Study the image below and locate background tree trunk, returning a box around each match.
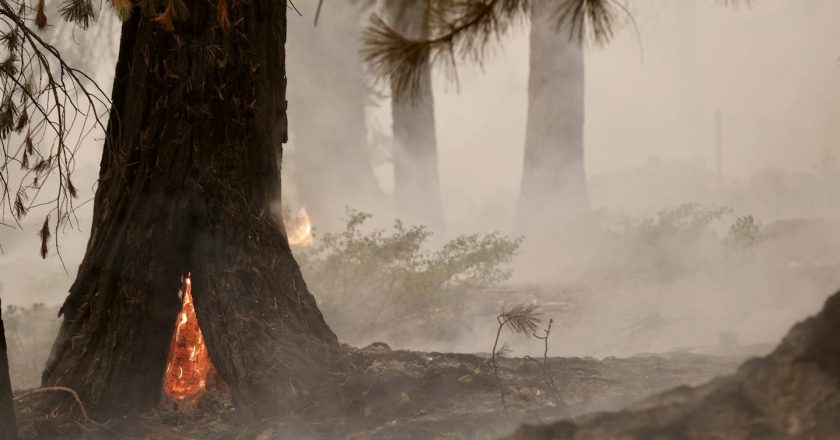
[40,0,337,421]
[388,0,446,235]
[0,300,16,440]
[287,2,385,233]
[516,7,588,236]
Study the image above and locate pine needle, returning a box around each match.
[111,0,133,22]
[40,215,51,259]
[500,303,542,336]
[35,0,47,29]
[217,0,231,32]
[58,0,96,29]
[495,341,512,359]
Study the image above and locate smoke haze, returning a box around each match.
[2,0,839,393]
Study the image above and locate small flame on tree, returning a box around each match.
[163,273,216,404]
[285,206,314,246]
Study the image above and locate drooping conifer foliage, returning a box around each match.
[0,0,242,259]
[0,0,109,259]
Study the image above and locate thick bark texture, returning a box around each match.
[0,300,16,440]
[41,0,337,421]
[287,3,385,233]
[516,8,588,235]
[388,0,446,235]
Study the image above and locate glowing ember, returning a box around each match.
[164,273,216,403]
[285,206,314,246]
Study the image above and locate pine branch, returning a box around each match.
[499,302,542,335]
[363,0,618,102]
[0,0,110,260]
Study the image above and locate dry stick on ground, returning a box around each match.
[491,303,542,414]
[13,386,90,423]
[531,318,563,406]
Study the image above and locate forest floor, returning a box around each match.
[15,343,748,440]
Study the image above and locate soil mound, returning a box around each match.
[507,290,840,439]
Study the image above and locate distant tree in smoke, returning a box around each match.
[384,0,446,236]
[363,0,618,240]
[287,0,386,233]
[516,1,588,236]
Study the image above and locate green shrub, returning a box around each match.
[297,209,522,331]
[593,204,763,280]
[725,215,762,250]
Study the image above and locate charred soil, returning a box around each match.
[14,345,741,439]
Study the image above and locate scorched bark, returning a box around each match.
[40,0,337,422]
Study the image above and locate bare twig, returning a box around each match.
[314,0,324,26]
[491,313,509,413]
[532,318,562,406]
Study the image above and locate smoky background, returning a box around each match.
[0,0,838,395]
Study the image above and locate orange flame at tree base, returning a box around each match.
[163,273,216,404]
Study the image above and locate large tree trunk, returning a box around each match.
[287,2,385,233]
[516,7,588,235]
[40,0,337,422]
[388,0,446,235]
[0,300,16,440]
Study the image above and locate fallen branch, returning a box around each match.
[14,386,90,423]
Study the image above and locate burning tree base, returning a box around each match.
[36,0,338,423]
[163,274,226,407]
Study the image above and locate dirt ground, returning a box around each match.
[14,343,745,440]
[505,290,840,439]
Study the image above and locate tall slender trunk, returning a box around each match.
[516,7,587,235]
[388,0,446,235]
[0,300,16,440]
[674,0,705,148]
[287,3,384,233]
[40,0,336,421]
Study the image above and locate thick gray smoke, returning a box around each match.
[1,0,839,395]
